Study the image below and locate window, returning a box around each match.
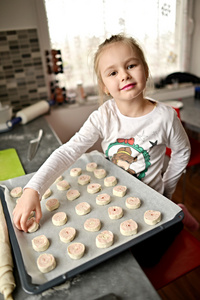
[44,0,192,90]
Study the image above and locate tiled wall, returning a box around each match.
[0,28,48,113]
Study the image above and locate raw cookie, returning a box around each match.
[94,168,107,179]
[10,187,23,198]
[84,218,101,232]
[87,183,101,194]
[125,197,141,209]
[52,212,67,226]
[86,162,97,172]
[59,227,76,243]
[120,219,138,236]
[54,175,63,183]
[32,235,50,252]
[66,189,80,201]
[104,176,117,187]
[78,174,91,185]
[108,206,123,219]
[144,210,161,225]
[67,243,85,259]
[75,202,91,215]
[46,198,60,211]
[70,167,82,177]
[37,253,56,273]
[96,193,111,206]
[96,230,114,248]
[27,217,39,233]
[56,180,70,191]
[42,188,52,199]
[113,185,127,197]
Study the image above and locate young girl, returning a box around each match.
[13,34,199,233]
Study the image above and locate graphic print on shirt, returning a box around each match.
[105,137,152,180]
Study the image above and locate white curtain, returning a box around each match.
[44,0,192,90]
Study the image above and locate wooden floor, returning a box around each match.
[157,165,200,300]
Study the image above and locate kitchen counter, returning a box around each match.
[0,116,161,300]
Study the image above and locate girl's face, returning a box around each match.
[99,42,148,104]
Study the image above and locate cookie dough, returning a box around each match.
[113,185,127,197]
[120,219,138,236]
[94,168,107,179]
[144,210,161,225]
[52,212,67,226]
[59,227,76,243]
[67,243,85,259]
[78,174,91,185]
[10,187,23,198]
[108,206,123,219]
[70,167,82,177]
[84,218,101,232]
[37,253,56,273]
[27,217,39,233]
[125,197,141,209]
[32,235,50,252]
[56,180,70,191]
[86,162,97,172]
[75,202,91,215]
[96,193,111,205]
[45,198,60,211]
[87,183,101,194]
[66,189,80,201]
[96,230,114,248]
[54,175,63,183]
[104,176,117,187]
[42,188,52,200]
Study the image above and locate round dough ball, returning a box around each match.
[94,168,107,179]
[96,193,111,206]
[70,167,82,177]
[86,162,97,172]
[75,202,91,215]
[10,187,23,198]
[96,230,114,248]
[52,212,67,226]
[104,176,117,187]
[32,235,50,252]
[56,180,70,191]
[67,243,85,259]
[42,188,52,200]
[66,189,80,201]
[108,206,123,220]
[54,175,63,183]
[113,185,127,197]
[87,183,101,194]
[144,210,161,225]
[46,198,60,211]
[37,253,56,273]
[59,227,76,243]
[26,217,39,233]
[120,219,138,236]
[84,218,101,232]
[125,197,141,209]
[78,174,91,185]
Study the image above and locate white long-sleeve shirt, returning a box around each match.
[25,98,191,199]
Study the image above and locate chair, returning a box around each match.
[141,228,200,290]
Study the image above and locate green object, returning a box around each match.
[0,148,25,181]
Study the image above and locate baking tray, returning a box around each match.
[0,151,184,294]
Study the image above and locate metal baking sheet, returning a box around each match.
[0,151,183,294]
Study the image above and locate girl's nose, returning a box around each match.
[121,70,131,81]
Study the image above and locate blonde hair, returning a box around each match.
[94,34,150,103]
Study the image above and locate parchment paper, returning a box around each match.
[1,151,181,286]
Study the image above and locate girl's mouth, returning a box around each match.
[121,83,136,90]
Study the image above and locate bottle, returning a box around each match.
[76,81,85,104]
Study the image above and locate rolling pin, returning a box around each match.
[7,100,50,129]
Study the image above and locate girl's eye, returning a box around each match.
[109,71,117,76]
[128,64,136,69]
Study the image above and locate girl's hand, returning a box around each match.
[12,188,42,232]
